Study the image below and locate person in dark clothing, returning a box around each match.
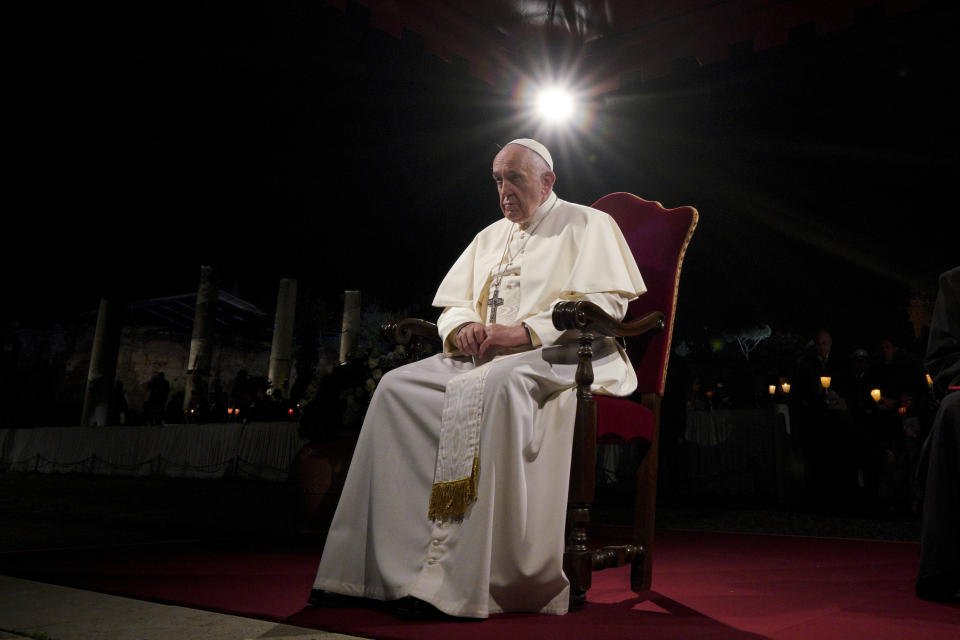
[109,380,128,425]
[792,329,857,506]
[916,265,960,602]
[865,337,929,514]
[144,371,170,426]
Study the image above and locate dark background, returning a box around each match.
[4,1,957,352]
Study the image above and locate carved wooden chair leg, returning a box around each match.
[565,504,592,611]
[564,330,597,611]
[629,545,648,593]
[631,393,660,593]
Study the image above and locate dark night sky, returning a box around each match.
[4,2,958,352]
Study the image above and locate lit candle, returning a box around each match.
[768,385,776,395]
[820,376,832,390]
[870,389,881,403]
[781,382,791,393]
[926,373,934,388]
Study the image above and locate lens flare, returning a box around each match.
[536,88,574,122]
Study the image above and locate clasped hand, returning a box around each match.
[456,322,529,359]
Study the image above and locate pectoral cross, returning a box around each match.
[487,287,504,324]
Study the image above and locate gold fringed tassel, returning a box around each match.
[428,456,479,521]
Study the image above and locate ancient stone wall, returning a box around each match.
[62,323,272,424]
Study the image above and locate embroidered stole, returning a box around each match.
[428,364,490,521]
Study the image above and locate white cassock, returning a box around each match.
[312,191,646,618]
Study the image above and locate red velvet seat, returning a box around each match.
[595,396,655,445]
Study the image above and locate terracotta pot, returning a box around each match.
[292,435,357,534]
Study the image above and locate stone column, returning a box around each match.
[268,278,298,399]
[339,290,361,364]
[183,265,217,413]
[80,298,121,427]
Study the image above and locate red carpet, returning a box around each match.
[2,529,956,639]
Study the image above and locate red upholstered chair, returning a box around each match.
[552,192,698,609]
[384,192,697,611]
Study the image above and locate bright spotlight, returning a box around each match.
[535,87,574,123]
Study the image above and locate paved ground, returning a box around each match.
[0,575,359,640]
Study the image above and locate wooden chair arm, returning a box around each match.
[552,300,664,337]
[381,318,442,363]
[381,318,440,346]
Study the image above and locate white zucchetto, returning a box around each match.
[505,138,553,171]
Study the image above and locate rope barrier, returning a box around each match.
[9,453,299,480]
[0,424,309,482]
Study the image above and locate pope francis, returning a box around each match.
[310,138,646,619]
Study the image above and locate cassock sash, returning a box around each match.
[428,363,490,521]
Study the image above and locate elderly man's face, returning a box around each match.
[880,339,897,363]
[492,144,555,223]
[815,331,832,358]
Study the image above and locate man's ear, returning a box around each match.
[541,170,556,194]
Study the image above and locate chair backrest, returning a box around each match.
[591,193,698,396]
